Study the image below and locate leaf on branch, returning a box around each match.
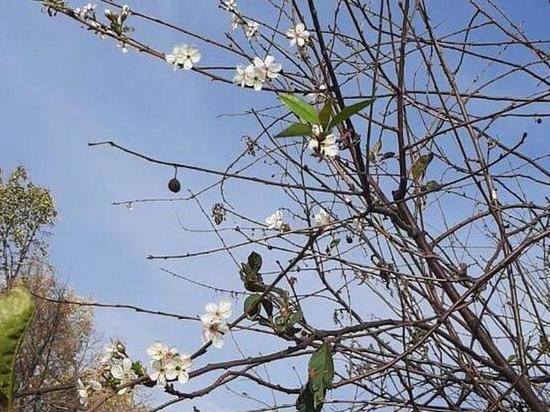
[276,123,312,138]
[244,294,263,319]
[422,180,442,192]
[329,98,374,129]
[296,384,322,412]
[411,153,434,181]
[0,286,35,409]
[247,251,262,273]
[306,342,334,410]
[319,100,333,129]
[279,94,320,125]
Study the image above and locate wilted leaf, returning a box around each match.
[329,98,374,129]
[276,123,312,138]
[279,94,320,124]
[411,153,434,181]
[0,286,35,408]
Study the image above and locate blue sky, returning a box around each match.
[1,0,548,410]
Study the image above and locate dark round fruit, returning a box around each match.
[346,235,353,244]
[536,117,542,124]
[168,177,181,193]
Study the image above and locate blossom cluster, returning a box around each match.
[76,300,233,404]
[74,3,96,20]
[265,207,332,232]
[233,56,282,91]
[200,300,232,348]
[147,342,192,386]
[77,340,136,406]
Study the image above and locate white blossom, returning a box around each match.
[74,3,96,20]
[254,55,282,79]
[201,300,232,325]
[245,21,259,39]
[233,64,248,87]
[314,207,331,227]
[110,357,136,394]
[165,44,201,70]
[231,14,241,30]
[309,134,339,158]
[221,0,237,11]
[77,379,90,406]
[101,340,125,364]
[166,354,192,384]
[265,209,285,231]
[233,56,282,91]
[147,341,170,361]
[286,23,311,48]
[148,343,192,386]
[77,378,102,406]
[202,320,230,349]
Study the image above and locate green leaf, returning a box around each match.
[244,294,262,319]
[287,309,303,327]
[261,298,274,319]
[412,153,434,181]
[296,384,322,412]
[329,98,374,129]
[276,123,313,138]
[279,94,320,124]
[247,251,263,273]
[0,286,35,408]
[319,100,333,129]
[423,180,442,192]
[372,139,382,156]
[307,342,334,409]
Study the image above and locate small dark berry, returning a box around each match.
[168,178,181,193]
[536,118,542,124]
[346,235,353,244]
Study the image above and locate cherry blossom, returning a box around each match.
[110,357,137,394]
[265,209,285,231]
[254,55,282,79]
[202,319,230,348]
[308,134,339,158]
[165,44,201,70]
[201,300,232,325]
[245,21,259,39]
[314,207,331,227]
[286,23,310,48]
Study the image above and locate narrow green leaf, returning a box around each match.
[329,98,374,129]
[412,153,434,181]
[319,100,333,129]
[0,286,35,408]
[276,123,312,138]
[279,94,320,124]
